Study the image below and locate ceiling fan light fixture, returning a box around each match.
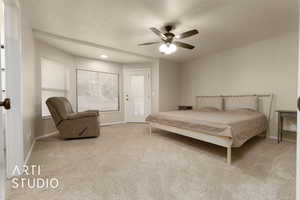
[159,43,167,53]
[100,54,108,59]
[159,43,177,54]
[139,25,198,53]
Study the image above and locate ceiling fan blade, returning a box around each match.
[174,41,195,49]
[150,27,167,40]
[176,29,199,39]
[138,42,161,46]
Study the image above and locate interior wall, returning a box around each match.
[180,32,298,137]
[21,1,38,159]
[75,57,124,124]
[159,59,181,111]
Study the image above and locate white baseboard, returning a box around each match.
[35,131,59,141]
[268,135,277,140]
[24,139,36,166]
[24,131,59,166]
[268,135,295,143]
[100,121,126,126]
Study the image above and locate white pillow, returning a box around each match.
[196,96,223,110]
[224,96,258,111]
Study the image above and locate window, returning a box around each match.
[77,69,119,112]
[41,58,68,117]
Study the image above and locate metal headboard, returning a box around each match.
[195,94,274,121]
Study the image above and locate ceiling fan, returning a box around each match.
[138,25,199,54]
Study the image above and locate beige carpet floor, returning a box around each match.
[7,123,296,200]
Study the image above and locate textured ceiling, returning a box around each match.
[24,0,298,63]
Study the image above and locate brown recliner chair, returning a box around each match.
[46,97,100,139]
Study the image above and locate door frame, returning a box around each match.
[123,68,151,123]
[0,1,5,199]
[3,0,24,179]
[297,4,300,197]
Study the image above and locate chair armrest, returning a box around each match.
[84,110,100,116]
[67,112,98,120]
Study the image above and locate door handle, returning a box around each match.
[298,97,300,111]
[0,98,11,110]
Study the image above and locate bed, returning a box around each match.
[146,94,273,164]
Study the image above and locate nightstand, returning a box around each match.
[276,110,297,143]
[178,106,193,110]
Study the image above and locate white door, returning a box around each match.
[124,68,151,122]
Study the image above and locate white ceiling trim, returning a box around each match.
[33,29,155,63]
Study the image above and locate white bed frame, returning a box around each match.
[148,94,273,165]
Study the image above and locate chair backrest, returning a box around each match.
[46,97,74,126]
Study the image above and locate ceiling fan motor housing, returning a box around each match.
[165,25,173,32]
[138,25,198,51]
[164,32,175,43]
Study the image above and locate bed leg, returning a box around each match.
[227,147,231,165]
[258,131,267,139]
[149,124,152,136]
[263,130,267,139]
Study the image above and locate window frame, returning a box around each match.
[76,68,120,113]
[41,57,69,118]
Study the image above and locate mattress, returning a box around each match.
[146,108,267,147]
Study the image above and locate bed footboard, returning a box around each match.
[148,122,233,164]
